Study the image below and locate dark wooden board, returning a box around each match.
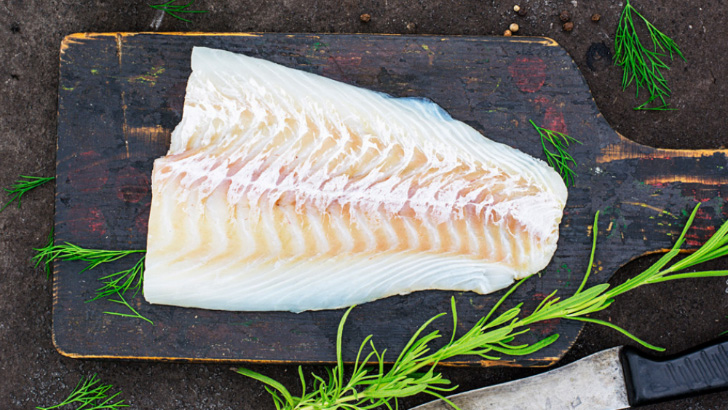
[55,33,728,366]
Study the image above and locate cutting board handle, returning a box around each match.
[596,134,728,256]
[598,134,728,187]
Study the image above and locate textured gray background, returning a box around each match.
[1,0,727,409]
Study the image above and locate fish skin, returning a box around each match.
[143,47,567,312]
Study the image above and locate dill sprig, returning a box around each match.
[614,0,685,110]
[104,292,154,325]
[1,175,54,213]
[90,256,146,301]
[32,242,145,275]
[36,228,56,278]
[237,204,728,409]
[33,241,152,324]
[149,0,208,23]
[530,119,582,186]
[36,373,128,410]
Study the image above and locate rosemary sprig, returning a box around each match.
[614,0,685,110]
[1,175,54,213]
[104,291,154,325]
[237,204,728,409]
[530,119,582,186]
[36,373,128,410]
[149,0,208,23]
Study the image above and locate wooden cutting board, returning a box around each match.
[54,33,728,366]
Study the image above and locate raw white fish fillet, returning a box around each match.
[143,46,568,312]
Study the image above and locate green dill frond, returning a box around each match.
[32,242,145,276]
[35,228,55,278]
[530,119,582,186]
[33,241,152,324]
[91,256,146,301]
[149,0,208,23]
[35,373,128,410]
[614,0,685,110]
[104,292,154,325]
[238,204,728,408]
[1,175,54,213]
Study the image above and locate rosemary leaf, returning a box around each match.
[236,368,295,405]
[569,317,664,351]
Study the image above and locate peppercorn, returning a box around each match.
[591,13,601,22]
[504,29,513,37]
[406,22,417,33]
[563,21,574,31]
[360,13,371,23]
[559,10,571,22]
[509,23,519,33]
[513,5,520,12]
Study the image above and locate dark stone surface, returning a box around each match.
[0,1,726,409]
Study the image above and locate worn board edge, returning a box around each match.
[61,31,561,45]
[49,338,573,368]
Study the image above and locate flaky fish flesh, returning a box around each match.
[143,47,568,312]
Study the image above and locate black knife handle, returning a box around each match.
[621,338,728,406]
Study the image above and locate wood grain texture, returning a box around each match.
[54,33,728,366]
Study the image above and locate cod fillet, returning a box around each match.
[143,46,568,312]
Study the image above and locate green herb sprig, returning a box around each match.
[149,0,208,23]
[35,228,56,278]
[33,242,145,276]
[36,373,128,410]
[91,256,146,301]
[1,175,54,213]
[530,119,582,186]
[238,204,728,409]
[104,291,154,325]
[33,241,151,324]
[614,0,685,110]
